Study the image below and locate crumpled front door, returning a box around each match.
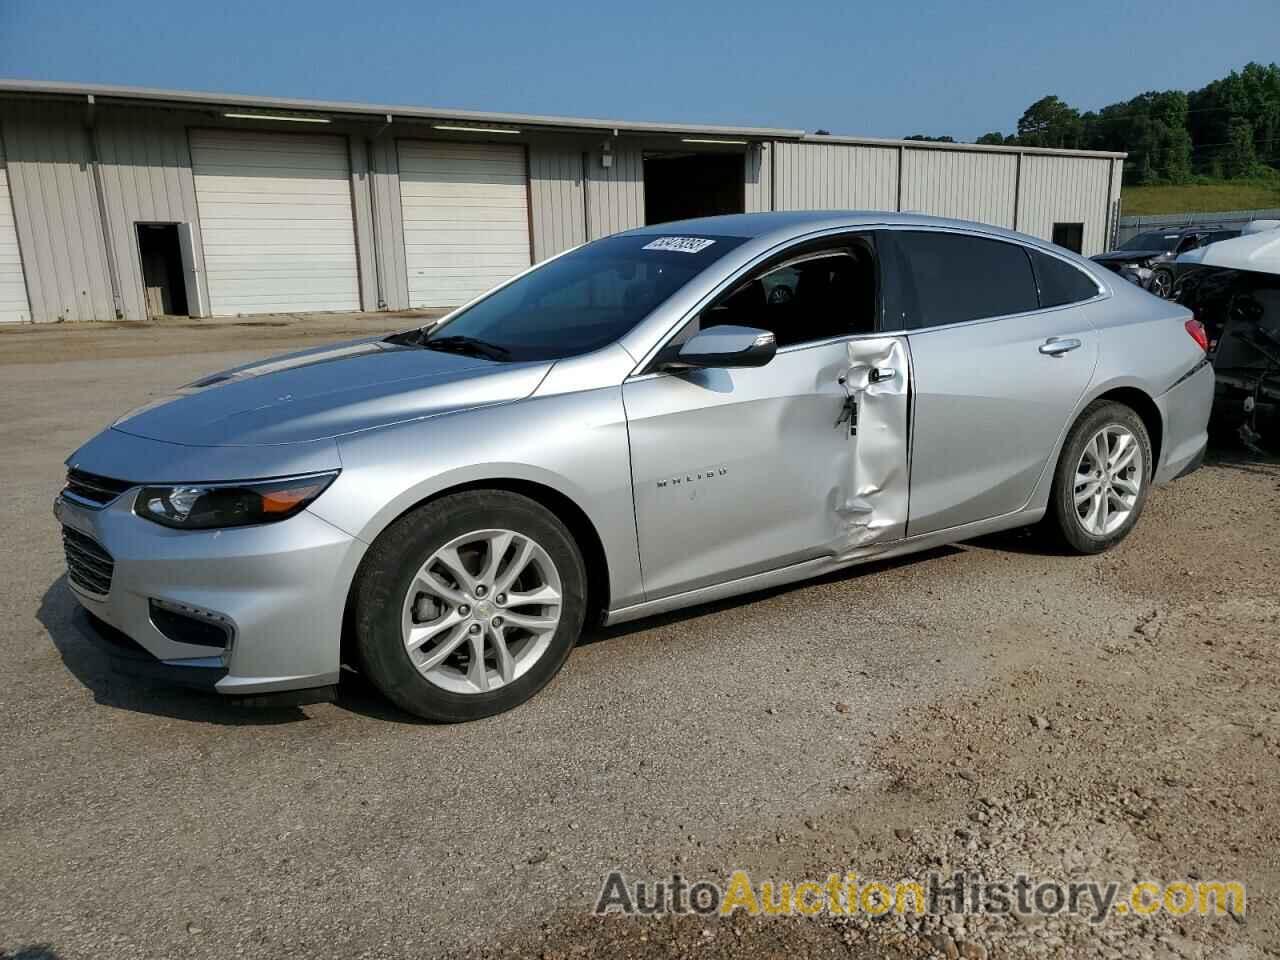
[830,336,911,556]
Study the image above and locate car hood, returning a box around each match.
[111,337,553,446]
[1092,249,1166,264]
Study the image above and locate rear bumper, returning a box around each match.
[55,488,364,697]
[1154,360,1214,484]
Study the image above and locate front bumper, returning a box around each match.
[54,488,364,697]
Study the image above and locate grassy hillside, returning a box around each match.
[1121,178,1280,216]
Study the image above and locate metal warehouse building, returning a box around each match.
[0,80,1126,325]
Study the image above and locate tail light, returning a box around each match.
[1185,318,1209,352]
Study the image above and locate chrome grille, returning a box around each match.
[64,469,133,507]
[62,526,115,597]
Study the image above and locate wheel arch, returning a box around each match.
[341,476,613,666]
[1092,385,1164,470]
[1023,380,1165,515]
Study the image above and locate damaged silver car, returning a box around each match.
[57,212,1214,721]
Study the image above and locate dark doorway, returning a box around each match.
[643,153,744,226]
[136,223,189,317]
[1052,222,1085,254]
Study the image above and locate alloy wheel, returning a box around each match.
[400,528,563,694]
[1149,270,1173,299]
[1073,425,1143,537]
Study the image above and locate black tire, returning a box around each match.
[1148,267,1174,299]
[353,490,587,722]
[1046,400,1153,554]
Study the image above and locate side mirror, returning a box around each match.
[663,325,777,370]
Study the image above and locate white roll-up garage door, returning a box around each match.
[0,147,31,324]
[398,141,531,308]
[190,130,360,315]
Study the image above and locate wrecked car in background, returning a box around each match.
[1175,222,1280,451]
[56,212,1213,722]
[1093,226,1241,298]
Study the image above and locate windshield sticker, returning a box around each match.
[642,237,717,254]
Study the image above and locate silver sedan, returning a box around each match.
[56,212,1214,720]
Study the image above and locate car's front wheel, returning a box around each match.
[1047,400,1153,554]
[1148,267,1174,299]
[353,490,587,721]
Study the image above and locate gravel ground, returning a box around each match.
[1,316,1277,960]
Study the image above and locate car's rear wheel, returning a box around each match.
[1047,400,1153,554]
[353,490,587,721]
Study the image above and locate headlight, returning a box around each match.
[135,471,338,529]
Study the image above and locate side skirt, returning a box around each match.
[602,506,1045,627]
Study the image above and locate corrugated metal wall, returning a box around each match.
[744,143,771,213]
[585,144,644,240]
[0,95,1124,320]
[901,148,1017,227]
[367,137,409,311]
[1018,154,1113,255]
[1,101,115,322]
[529,145,586,260]
[347,138,379,311]
[773,141,898,210]
[94,112,210,320]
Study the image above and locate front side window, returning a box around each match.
[1176,233,1205,254]
[696,236,880,348]
[889,231,1039,329]
[420,233,748,361]
[1029,249,1102,308]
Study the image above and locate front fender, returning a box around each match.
[309,388,645,610]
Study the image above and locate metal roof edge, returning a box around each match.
[0,78,805,139]
[798,132,1127,159]
[0,79,1128,158]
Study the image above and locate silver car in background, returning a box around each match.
[56,212,1214,720]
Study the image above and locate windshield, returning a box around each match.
[1120,231,1181,252]
[420,233,748,361]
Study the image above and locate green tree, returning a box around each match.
[1189,62,1280,175]
[1221,116,1258,178]
[1016,96,1083,149]
[987,62,1280,182]
[975,132,1006,145]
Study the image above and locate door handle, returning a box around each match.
[869,367,897,383]
[1039,337,1082,357]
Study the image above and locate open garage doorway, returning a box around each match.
[643,152,744,225]
[135,223,189,318]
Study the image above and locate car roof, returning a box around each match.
[619,210,1057,250]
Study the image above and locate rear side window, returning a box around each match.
[1029,249,1101,308]
[890,231,1039,328]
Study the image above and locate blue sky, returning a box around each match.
[2,0,1276,141]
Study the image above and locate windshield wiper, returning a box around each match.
[421,335,512,362]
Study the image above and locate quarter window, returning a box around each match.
[890,231,1040,329]
[1028,249,1101,308]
